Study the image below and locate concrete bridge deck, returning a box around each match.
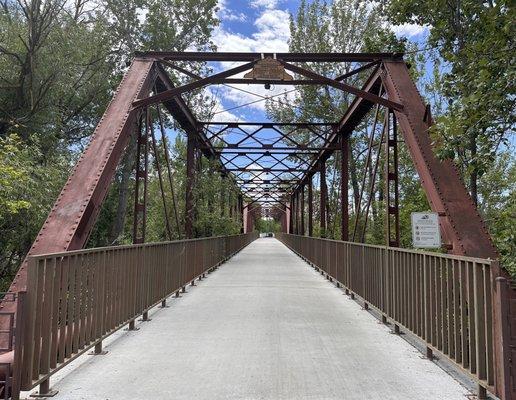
[26,238,471,399]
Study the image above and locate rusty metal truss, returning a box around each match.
[2,51,514,400]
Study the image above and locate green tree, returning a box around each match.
[0,134,68,288]
[256,218,280,233]
[0,0,221,286]
[0,0,114,148]
[378,0,515,205]
[477,151,516,274]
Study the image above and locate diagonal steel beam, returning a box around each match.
[133,61,257,108]
[1,58,158,354]
[155,65,216,160]
[280,61,402,111]
[335,61,380,81]
[381,61,498,259]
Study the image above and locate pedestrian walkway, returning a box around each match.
[30,238,469,400]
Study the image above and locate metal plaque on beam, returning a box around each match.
[411,212,441,249]
[244,58,293,81]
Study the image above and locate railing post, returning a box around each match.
[492,264,512,400]
[31,377,58,398]
[12,291,27,400]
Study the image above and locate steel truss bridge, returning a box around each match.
[0,52,514,400]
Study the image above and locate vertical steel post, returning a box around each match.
[294,190,299,235]
[149,117,172,240]
[132,111,149,244]
[295,190,300,234]
[300,185,305,235]
[292,193,295,234]
[283,204,288,233]
[129,112,149,333]
[385,110,400,247]
[320,162,327,237]
[238,194,244,233]
[289,196,294,234]
[295,193,299,235]
[185,132,196,239]
[308,175,313,236]
[220,175,225,217]
[341,135,349,241]
[286,203,291,233]
[245,206,249,233]
[229,191,233,219]
[493,271,513,400]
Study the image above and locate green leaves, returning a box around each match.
[0,133,69,288]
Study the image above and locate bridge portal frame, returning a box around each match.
[1,51,513,400]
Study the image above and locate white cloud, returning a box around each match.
[250,0,279,9]
[213,8,290,53]
[391,23,428,38]
[215,0,290,52]
[253,9,290,46]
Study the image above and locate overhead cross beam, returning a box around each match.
[136,51,404,62]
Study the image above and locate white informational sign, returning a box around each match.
[411,212,441,249]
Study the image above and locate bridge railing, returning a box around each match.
[277,233,499,397]
[12,232,258,397]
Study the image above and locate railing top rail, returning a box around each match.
[282,233,493,265]
[27,233,250,260]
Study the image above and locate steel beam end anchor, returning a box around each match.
[88,342,108,355]
[30,390,59,398]
[389,324,402,335]
[420,346,434,361]
[139,311,152,322]
[125,320,140,331]
[30,380,58,398]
